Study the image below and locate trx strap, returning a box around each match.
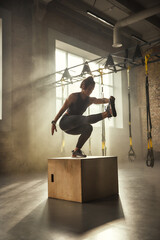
[127,66,136,161]
[145,55,154,167]
[99,68,107,156]
[60,78,65,153]
[88,107,92,155]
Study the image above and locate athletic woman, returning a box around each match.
[51,76,117,157]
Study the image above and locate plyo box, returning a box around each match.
[48,156,118,203]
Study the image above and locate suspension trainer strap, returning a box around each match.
[99,68,106,156]
[88,107,92,155]
[60,78,65,153]
[127,66,136,161]
[145,55,154,167]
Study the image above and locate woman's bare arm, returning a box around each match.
[89,97,109,105]
[53,93,76,123]
[51,93,76,135]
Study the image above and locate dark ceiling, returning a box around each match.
[83,0,160,43]
[46,0,160,49]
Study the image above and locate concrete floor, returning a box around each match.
[0,161,160,240]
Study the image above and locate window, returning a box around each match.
[55,44,122,129]
[0,19,2,120]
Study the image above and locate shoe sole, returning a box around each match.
[105,105,112,118]
[72,150,87,158]
[110,98,117,117]
[72,154,87,158]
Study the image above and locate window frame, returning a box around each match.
[55,47,117,128]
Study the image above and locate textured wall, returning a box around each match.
[130,59,160,162]
[0,0,55,173]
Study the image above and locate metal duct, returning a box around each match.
[113,4,160,47]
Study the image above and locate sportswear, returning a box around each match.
[67,92,89,115]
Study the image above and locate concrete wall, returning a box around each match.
[0,0,159,173]
[132,61,160,162]
[0,0,55,173]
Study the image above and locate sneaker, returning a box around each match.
[72,149,87,158]
[105,104,112,118]
[109,96,117,117]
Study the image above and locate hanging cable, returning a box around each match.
[88,107,92,156]
[145,55,154,167]
[127,66,136,161]
[93,0,97,7]
[60,77,65,153]
[98,68,107,156]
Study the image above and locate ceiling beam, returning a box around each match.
[114,0,160,29]
[48,0,143,44]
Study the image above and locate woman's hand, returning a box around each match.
[51,123,57,135]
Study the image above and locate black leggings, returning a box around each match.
[59,113,103,149]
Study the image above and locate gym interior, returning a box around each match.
[0,0,160,239]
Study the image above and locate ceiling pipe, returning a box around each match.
[113,4,160,47]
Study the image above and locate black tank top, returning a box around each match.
[67,92,89,115]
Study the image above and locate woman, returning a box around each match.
[51,76,117,157]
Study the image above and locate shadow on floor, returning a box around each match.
[9,195,124,239]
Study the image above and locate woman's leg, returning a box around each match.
[75,111,112,148]
[59,111,110,132]
[65,124,93,149]
[59,111,111,157]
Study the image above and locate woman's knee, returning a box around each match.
[84,124,93,134]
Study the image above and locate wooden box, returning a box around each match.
[48,156,118,203]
